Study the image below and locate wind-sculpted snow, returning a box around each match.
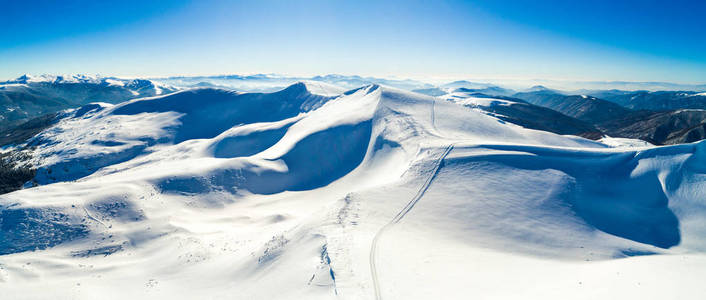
[1,82,706,299]
[155,120,373,195]
[112,83,333,142]
[210,117,299,159]
[0,206,89,255]
[241,121,373,194]
[29,105,181,184]
[27,82,338,184]
[443,144,685,249]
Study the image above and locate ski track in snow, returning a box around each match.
[369,143,454,300]
[370,95,452,300]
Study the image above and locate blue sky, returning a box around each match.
[1,0,705,83]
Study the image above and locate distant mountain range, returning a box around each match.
[0,75,175,132]
[152,74,435,92]
[511,89,706,144]
[2,73,706,147]
[441,90,603,139]
[512,91,631,124]
[587,90,706,110]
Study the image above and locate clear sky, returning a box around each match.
[1,0,705,83]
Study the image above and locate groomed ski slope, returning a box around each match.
[0,82,705,299]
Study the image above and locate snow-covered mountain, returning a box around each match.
[1,81,706,299]
[152,74,434,92]
[0,74,177,132]
[440,91,602,139]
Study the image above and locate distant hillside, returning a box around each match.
[512,91,632,124]
[0,75,176,130]
[411,87,448,97]
[588,90,706,111]
[512,89,706,145]
[600,110,706,145]
[442,92,603,139]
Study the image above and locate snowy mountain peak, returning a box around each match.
[1,74,174,92]
[296,80,347,96]
[4,74,101,84]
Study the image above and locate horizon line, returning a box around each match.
[3,72,706,89]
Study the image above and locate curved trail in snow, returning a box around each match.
[369,143,454,300]
[83,207,109,229]
[369,96,454,300]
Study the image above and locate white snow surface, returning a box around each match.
[440,92,516,107]
[599,136,654,148]
[1,82,706,299]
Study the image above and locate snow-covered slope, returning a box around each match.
[441,91,603,139]
[1,82,705,299]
